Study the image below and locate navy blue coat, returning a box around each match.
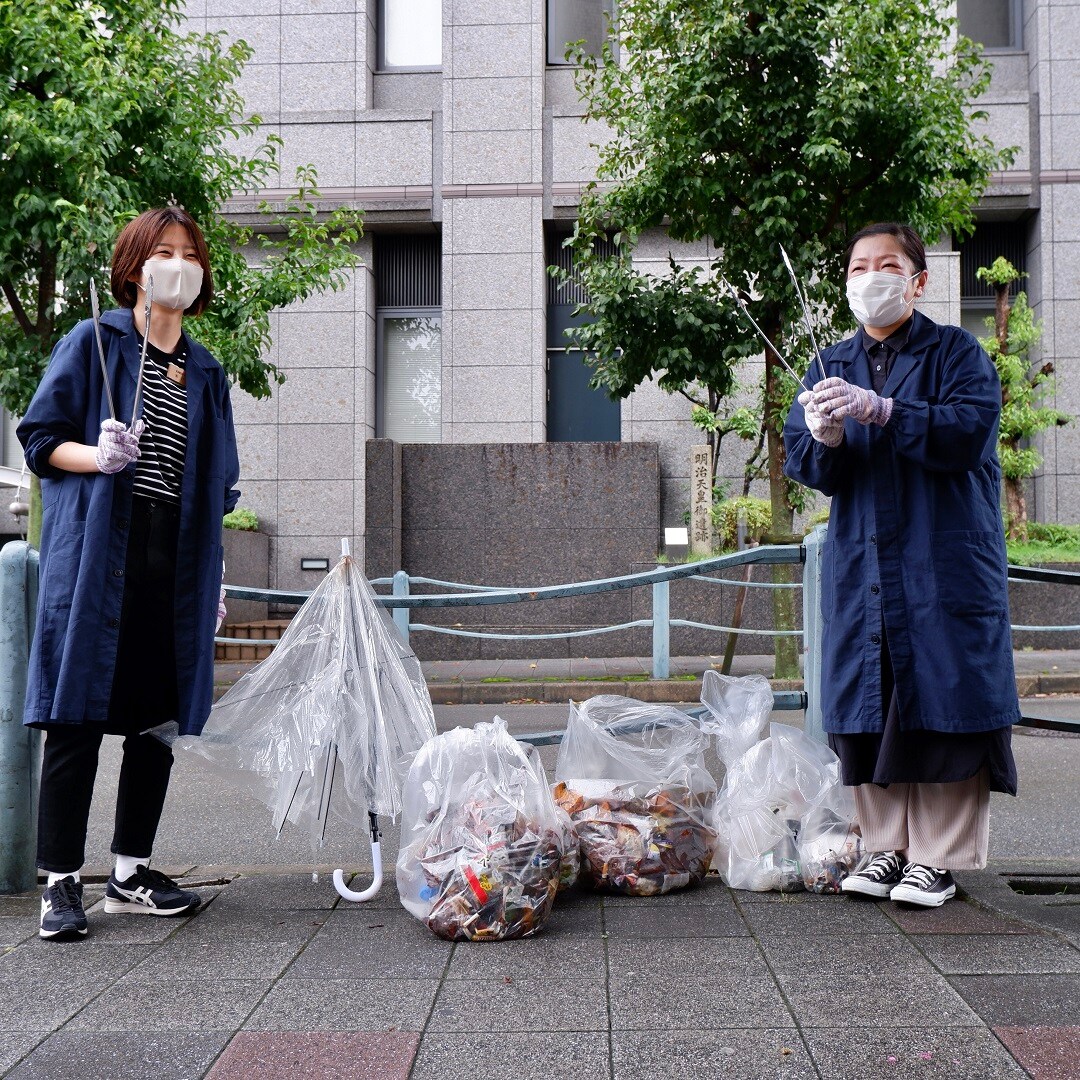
[783,310,1020,736]
[17,307,240,736]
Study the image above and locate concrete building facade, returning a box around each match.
[2,0,1077,591]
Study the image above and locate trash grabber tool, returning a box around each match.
[779,244,828,383]
[721,278,807,390]
[130,273,153,429]
[89,279,117,421]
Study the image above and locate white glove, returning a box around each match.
[813,377,893,427]
[798,391,844,448]
[95,419,141,474]
[216,586,227,633]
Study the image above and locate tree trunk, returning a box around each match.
[1004,473,1027,543]
[28,475,42,549]
[763,322,799,680]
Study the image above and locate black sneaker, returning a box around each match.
[841,850,905,898]
[40,876,88,941]
[104,866,200,916]
[890,863,957,907]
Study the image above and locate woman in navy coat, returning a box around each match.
[783,222,1019,908]
[18,207,240,939]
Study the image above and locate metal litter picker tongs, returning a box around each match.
[89,279,118,422]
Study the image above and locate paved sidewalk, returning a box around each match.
[2,871,1079,1079]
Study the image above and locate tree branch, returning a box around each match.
[1,280,35,335]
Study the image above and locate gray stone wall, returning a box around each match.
[365,440,662,658]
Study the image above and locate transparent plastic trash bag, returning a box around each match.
[396,718,566,941]
[154,553,436,841]
[553,696,717,896]
[705,669,859,892]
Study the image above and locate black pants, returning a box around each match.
[36,729,174,873]
[36,496,180,873]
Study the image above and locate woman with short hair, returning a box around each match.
[18,206,240,939]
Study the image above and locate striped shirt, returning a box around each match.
[132,335,188,503]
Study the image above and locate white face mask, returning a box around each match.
[846,271,919,328]
[140,257,203,311]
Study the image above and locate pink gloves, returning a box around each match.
[797,392,844,447]
[813,377,893,427]
[95,419,142,474]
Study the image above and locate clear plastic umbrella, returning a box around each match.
[162,540,436,901]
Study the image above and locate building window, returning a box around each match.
[547,0,613,66]
[954,220,1028,339]
[957,0,1021,50]
[376,234,442,443]
[545,231,621,441]
[378,0,442,71]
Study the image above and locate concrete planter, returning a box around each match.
[1008,562,1080,649]
[221,528,269,625]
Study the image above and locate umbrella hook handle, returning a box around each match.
[333,812,383,902]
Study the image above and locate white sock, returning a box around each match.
[47,870,80,887]
[114,854,150,881]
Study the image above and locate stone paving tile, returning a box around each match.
[606,938,770,980]
[5,1031,232,1080]
[774,971,980,1028]
[447,936,607,980]
[243,978,438,1032]
[285,919,452,979]
[950,974,1080,1026]
[0,918,35,948]
[412,1032,611,1080]
[0,974,106,1031]
[885,901,1034,935]
[916,933,1080,975]
[77,905,195,944]
[207,1031,419,1080]
[427,978,608,1032]
[611,1029,815,1080]
[0,897,37,919]
[759,933,929,975]
[802,1026,1028,1078]
[602,903,749,939]
[174,907,328,944]
[734,888,842,903]
[601,876,738,906]
[739,897,900,938]
[0,1031,47,1075]
[205,874,343,911]
[0,942,153,981]
[608,974,794,1031]
[127,937,306,981]
[994,1025,1080,1080]
[67,977,269,1033]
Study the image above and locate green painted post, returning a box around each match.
[0,542,41,893]
[652,578,670,680]
[802,524,827,743]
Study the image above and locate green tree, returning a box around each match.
[1,0,363,541]
[976,257,1071,543]
[565,0,1011,675]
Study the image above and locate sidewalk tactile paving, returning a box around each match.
[427,978,608,1033]
[611,1029,815,1080]
[801,1026,1028,1078]
[411,1032,610,1080]
[3,1032,232,1080]
[993,1025,1080,1080]
[950,974,1080,1027]
[207,1031,419,1080]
